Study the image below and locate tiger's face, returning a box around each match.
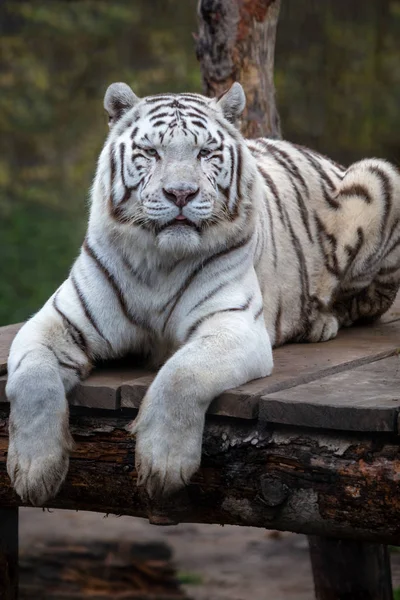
[98,82,255,256]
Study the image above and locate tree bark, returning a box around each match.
[196,0,282,139]
[2,406,400,544]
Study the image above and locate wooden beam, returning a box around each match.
[0,508,18,600]
[308,536,393,600]
[2,406,400,544]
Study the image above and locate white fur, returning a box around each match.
[7,84,400,504]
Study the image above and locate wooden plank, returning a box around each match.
[210,321,400,419]
[69,368,149,410]
[259,355,400,431]
[0,324,22,376]
[308,536,392,600]
[122,320,400,419]
[2,317,400,421]
[120,374,156,408]
[0,507,18,600]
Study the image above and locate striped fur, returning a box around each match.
[7,82,400,504]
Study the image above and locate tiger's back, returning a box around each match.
[247,137,400,346]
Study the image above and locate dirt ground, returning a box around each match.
[19,508,400,600]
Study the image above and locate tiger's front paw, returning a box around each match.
[7,420,73,506]
[127,404,203,498]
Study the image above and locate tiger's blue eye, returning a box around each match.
[146,148,159,157]
[199,148,211,158]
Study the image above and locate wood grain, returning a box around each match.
[260,355,400,431]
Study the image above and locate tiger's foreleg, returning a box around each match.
[129,310,273,498]
[6,294,92,506]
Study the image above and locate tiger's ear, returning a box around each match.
[216,82,246,125]
[104,82,140,128]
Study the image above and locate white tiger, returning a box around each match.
[6,82,400,505]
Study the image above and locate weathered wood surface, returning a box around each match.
[308,536,393,600]
[3,315,400,429]
[19,540,187,599]
[0,325,21,376]
[1,407,400,544]
[0,508,18,600]
[196,0,282,139]
[260,355,400,431]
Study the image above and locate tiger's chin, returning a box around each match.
[156,223,202,257]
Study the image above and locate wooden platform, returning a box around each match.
[2,296,400,430]
[2,300,400,599]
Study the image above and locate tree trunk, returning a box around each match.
[196,0,282,139]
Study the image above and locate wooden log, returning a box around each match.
[2,406,400,544]
[196,0,282,138]
[0,508,18,600]
[308,536,393,600]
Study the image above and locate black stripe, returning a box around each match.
[274,300,283,346]
[42,343,84,378]
[293,143,346,172]
[263,192,277,269]
[149,112,170,121]
[368,165,393,235]
[255,141,313,242]
[254,305,264,320]
[295,145,337,191]
[53,293,89,356]
[339,184,373,204]
[83,239,154,334]
[192,120,206,129]
[322,183,340,210]
[314,213,340,276]
[71,272,112,351]
[145,96,175,105]
[285,211,310,324]
[343,227,364,276]
[12,350,35,375]
[258,166,287,228]
[161,235,252,333]
[185,295,254,341]
[228,146,235,198]
[234,145,243,215]
[259,140,309,195]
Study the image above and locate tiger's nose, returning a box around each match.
[163,183,199,208]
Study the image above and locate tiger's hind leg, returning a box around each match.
[306,309,339,342]
[314,158,400,332]
[334,273,400,327]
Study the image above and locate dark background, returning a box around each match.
[1,0,400,325]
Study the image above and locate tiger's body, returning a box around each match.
[7,83,400,505]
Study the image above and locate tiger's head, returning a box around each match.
[93,82,258,257]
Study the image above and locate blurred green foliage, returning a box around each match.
[1,0,400,325]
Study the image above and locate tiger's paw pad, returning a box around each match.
[308,313,339,343]
[7,440,70,506]
[129,419,202,498]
